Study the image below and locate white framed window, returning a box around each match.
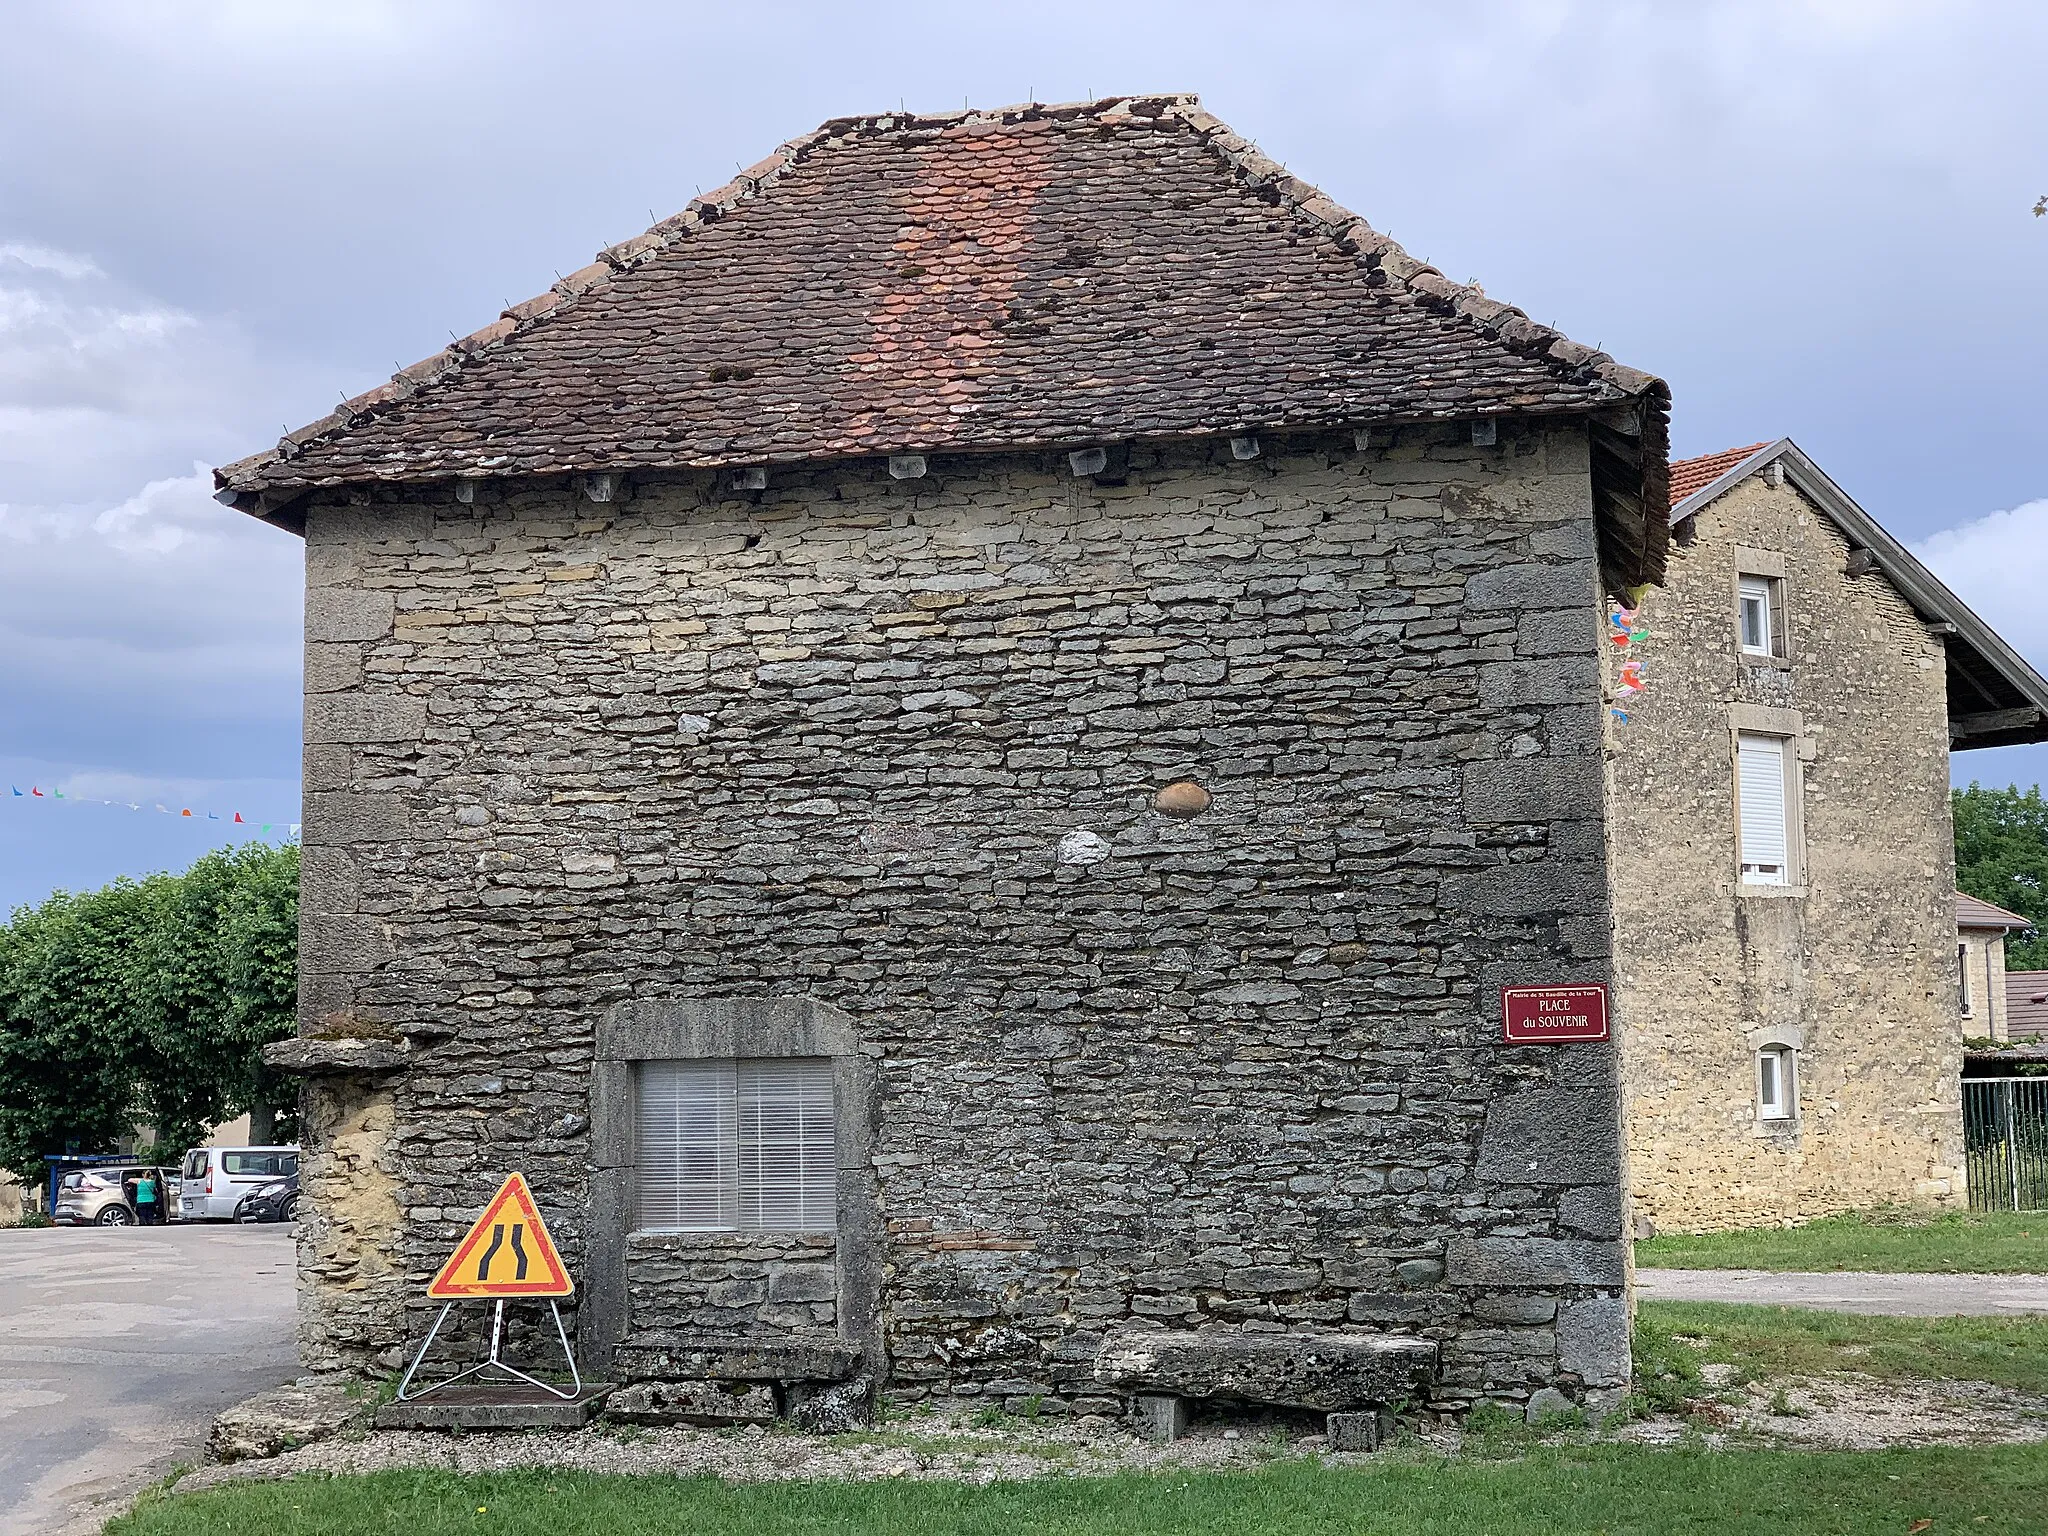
[1738,574,1786,658]
[1757,1045,1797,1121]
[1959,943,1973,1015]
[1736,733,1794,885]
[636,1058,837,1233]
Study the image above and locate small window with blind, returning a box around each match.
[1756,1045,1796,1121]
[1736,733,1795,885]
[1737,574,1786,659]
[636,1058,837,1233]
[1958,944,1973,1015]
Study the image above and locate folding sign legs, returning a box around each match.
[395,1298,583,1402]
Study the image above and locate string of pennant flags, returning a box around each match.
[10,785,298,838]
[1608,600,1649,724]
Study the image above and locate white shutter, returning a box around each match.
[635,1058,836,1233]
[1737,734,1789,881]
[637,1061,738,1231]
[735,1059,837,1232]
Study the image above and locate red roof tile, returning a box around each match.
[217,96,1667,517]
[1669,443,1770,507]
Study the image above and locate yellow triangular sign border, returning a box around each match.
[426,1172,573,1299]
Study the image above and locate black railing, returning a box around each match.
[1964,1077,2048,1211]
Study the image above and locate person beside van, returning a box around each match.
[134,1170,161,1226]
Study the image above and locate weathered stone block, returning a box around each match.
[301,792,409,846]
[304,694,427,745]
[767,1263,837,1303]
[1556,1295,1630,1387]
[1325,1409,1390,1451]
[1474,1089,1622,1187]
[1463,563,1593,612]
[1135,1393,1188,1442]
[306,586,394,643]
[1463,759,1602,825]
[1444,1237,1625,1289]
[604,1379,777,1426]
[1094,1329,1436,1411]
[1557,1185,1624,1237]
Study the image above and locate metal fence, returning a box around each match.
[1964,1077,2048,1211]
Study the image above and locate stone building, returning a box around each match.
[1956,894,2030,1042]
[220,96,1675,1425]
[1611,439,2048,1234]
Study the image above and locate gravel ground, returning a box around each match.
[164,1375,2048,1502]
[1618,1371,2048,1452]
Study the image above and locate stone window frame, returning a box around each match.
[1731,547,1791,669]
[1743,1022,1804,1134]
[581,997,882,1382]
[1728,703,1812,898]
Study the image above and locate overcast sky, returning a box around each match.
[2,0,2045,912]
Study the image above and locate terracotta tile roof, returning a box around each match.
[2005,970,2048,1040]
[216,95,1669,547]
[1668,443,1770,507]
[1957,893,2034,931]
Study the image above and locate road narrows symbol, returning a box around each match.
[426,1174,572,1299]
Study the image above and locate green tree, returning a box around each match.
[0,843,300,1183]
[1953,783,2048,971]
[0,878,163,1181]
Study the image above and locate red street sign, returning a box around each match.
[1501,984,1609,1044]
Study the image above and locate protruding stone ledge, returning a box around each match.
[1093,1329,1437,1412]
[611,1332,860,1384]
[263,1036,408,1076]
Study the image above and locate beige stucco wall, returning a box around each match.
[1958,926,2010,1042]
[1609,472,1965,1233]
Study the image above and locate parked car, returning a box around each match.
[234,1171,300,1223]
[53,1165,177,1226]
[179,1146,300,1221]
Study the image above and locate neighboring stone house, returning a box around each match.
[219,96,1675,1425]
[1611,439,2048,1234]
[1957,894,2030,1041]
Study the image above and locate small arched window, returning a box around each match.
[1757,1045,1797,1122]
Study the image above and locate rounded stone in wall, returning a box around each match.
[1151,780,1212,819]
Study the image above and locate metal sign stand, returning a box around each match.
[395,1297,582,1402]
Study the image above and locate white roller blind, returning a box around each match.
[636,1058,836,1232]
[1737,734,1789,881]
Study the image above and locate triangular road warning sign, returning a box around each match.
[427,1173,573,1299]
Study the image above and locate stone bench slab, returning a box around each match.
[613,1333,859,1385]
[1094,1329,1437,1412]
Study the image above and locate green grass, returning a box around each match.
[111,1448,2048,1535]
[1636,1208,2048,1273]
[1638,1299,2048,1396]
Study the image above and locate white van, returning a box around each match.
[179,1146,299,1221]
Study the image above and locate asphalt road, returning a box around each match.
[0,1222,298,1536]
[1636,1267,2048,1315]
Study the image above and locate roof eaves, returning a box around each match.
[213,110,850,499]
[217,93,1671,586]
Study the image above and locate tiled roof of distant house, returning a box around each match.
[1668,443,1769,505]
[2005,971,2048,1040]
[1958,893,2034,930]
[215,96,1671,587]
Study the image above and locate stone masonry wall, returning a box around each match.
[294,422,1632,1413]
[1958,925,2009,1042]
[1610,474,1964,1233]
